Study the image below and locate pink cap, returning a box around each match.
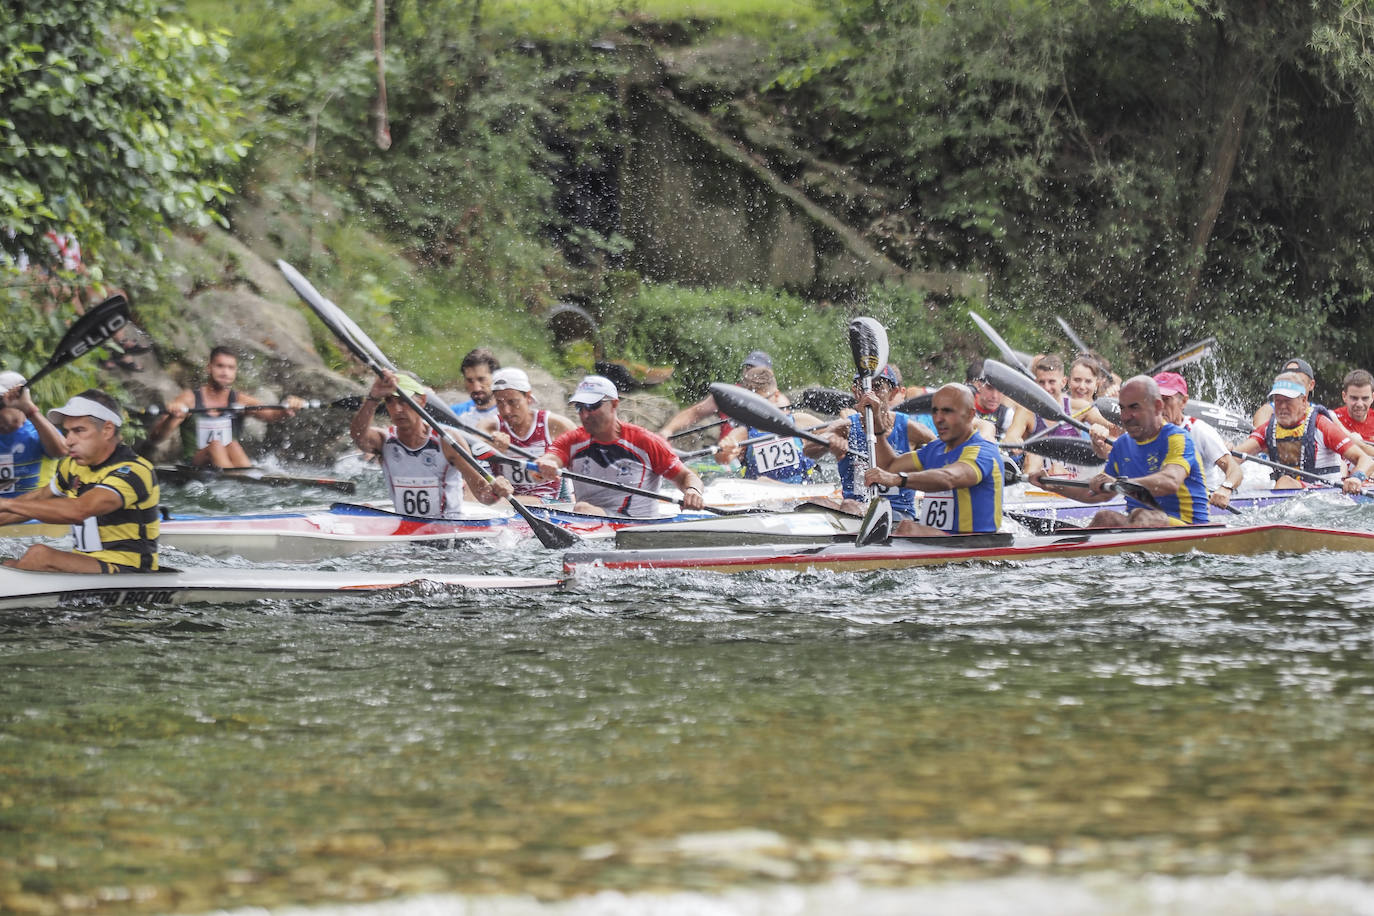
[1153,371,1188,398]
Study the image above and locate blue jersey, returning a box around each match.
[1104,422,1210,524]
[838,410,917,517]
[0,421,47,497]
[742,426,818,484]
[910,432,1003,533]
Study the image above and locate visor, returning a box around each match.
[394,374,426,396]
[48,395,123,428]
[1268,378,1307,399]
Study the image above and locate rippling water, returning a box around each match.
[4,466,1374,915]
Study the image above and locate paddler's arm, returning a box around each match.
[1338,441,1374,494]
[714,425,748,465]
[348,379,392,455]
[802,417,850,461]
[148,388,195,444]
[1210,454,1244,509]
[865,454,979,492]
[668,466,706,510]
[658,395,718,437]
[0,485,123,525]
[1118,463,1187,500]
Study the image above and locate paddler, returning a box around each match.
[1233,371,1374,492]
[659,350,789,440]
[965,359,1015,441]
[149,346,308,468]
[0,371,67,497]
[0,389,160,572]
[1151,371,1244,509]
[450,347,501,423]
[1001,353,1114,479]
[803,365,936,521]
[482,367,576,503]
[1030,375,1210,527]
[349,370,512,518]
[1333,369,1374,456]
[861,383,1003,536]
[535,375,706,516]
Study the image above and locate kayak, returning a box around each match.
[1006,486,1373,525]
[614,507,860,549]
[564,523,1374,574]
[0,566,561,610]
[155,464,357,495]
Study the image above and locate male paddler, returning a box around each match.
[535,375,706,517]
[349,370,512,518]
[0,389,160,572]
[659,350,789,440]
[1233,371,1374,491]
[149,346,308,468]
[1030,375,1210,527]
[483,367,576,503]
[0,371,67,497]
[861,383,1002,537]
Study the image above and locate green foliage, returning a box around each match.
[0,0,246,275]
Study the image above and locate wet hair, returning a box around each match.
[460,348,500,373]
[209,346,237,363]
[1033,354,1064,374]
[1343,368,1374,391]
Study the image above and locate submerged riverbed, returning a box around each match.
[3,468,1374,915]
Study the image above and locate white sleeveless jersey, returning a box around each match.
[496,409,561,500]
[380,426,465,518]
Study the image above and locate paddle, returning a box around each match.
[1040,475,1165,513]
[1055,316,1092,355]
[418,393,760,518]
[675,422,832,462]
[1000,436,1102,466]
[708,382,834,448]
[1145,336,1217,376]
[1227,450,1343,488]
[982,358,1093,434]
[793,386,855,414]
[969,310,1034,378]
[276,259,579,549]
[23,294,132,388]
[849,316,892,546]
[666,416,729,441]
[894,391,934,415]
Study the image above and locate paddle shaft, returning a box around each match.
[1228,449,1341,487]
[1040,475,1165,512]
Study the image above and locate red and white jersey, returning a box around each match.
[495,409,560,501]
[549,421,686,517]
[1335,405,1374,441]
[380,426,465,518]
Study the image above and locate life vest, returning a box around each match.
[1263,405,1342,477]
[53,444,160,570]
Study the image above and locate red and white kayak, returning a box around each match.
[565,523,1374,574]
[0,566,561,610]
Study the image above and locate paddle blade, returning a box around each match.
[894,391,934,415]
[28,294,132,387]
[1008,436,1102,467]
[793,386,855,414]
[1145,336,1217,376]
[1094,396,1121,425]
[1055,316,1091,354]
[855,495,892,547]
[982,358,1089,433]
[709,382,830,447]
[277,260,397,372]
[969,310,1034,378]
[847,317,888,381]
[1184,399,1250,436]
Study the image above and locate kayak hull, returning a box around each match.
[0,567,561,610]
[566,524,1374,574]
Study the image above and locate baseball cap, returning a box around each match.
[491,367,532,393]
[1153,371,1188,398]
[48,395,123,428]
[876,363,902,387]
[568,374,618,405]
[741,350,772,370]
[1268,376,1308,399]
[1280,357,1314,381]
[0,371,25,396]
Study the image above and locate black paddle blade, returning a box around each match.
[847,317,887,378]
[793,386,855,414]
[29,294,132,387]
[1004,436,1102,466]
[855,495,892,547]
[894,392,934,415]
[709,383,830,447]
[1094,396,1121,424]
[1184,399,1250,436]
[982,358,1090,433]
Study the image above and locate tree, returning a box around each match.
[0,0,246,282]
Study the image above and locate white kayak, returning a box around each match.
[0,566,562,610]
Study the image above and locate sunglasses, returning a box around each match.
[575,400,608,413]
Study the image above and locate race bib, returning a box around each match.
[920,490,955,531]
[196,415,234,449]
[392,477,440,517]
[0,454,13,494]
[71,516,102,553]
[752,438,801,474]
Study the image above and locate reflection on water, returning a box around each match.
[3,474,1374,914]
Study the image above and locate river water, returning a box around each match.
[4,464,1374,916]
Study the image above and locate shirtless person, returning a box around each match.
[149,347,306,467]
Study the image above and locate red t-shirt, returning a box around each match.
[550,421,687,516]
[1334,405,1374,441]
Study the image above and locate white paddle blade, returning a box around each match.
[856,495,892,547]
[847,317,888,379]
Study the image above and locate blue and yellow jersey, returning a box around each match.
[910,432,1003,533]
[1104,422,1210,525]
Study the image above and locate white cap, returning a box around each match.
[0,371,26,396]
[48,395,123,428]
[491,367,533,393]
[568,374,618,405]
